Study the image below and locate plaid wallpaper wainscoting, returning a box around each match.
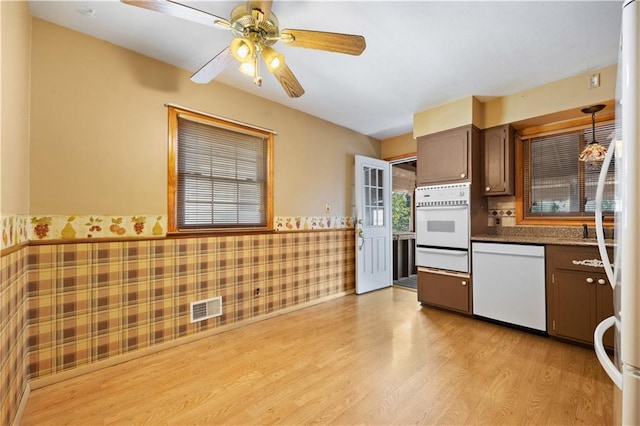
[1,230,354,424]
[0,246,30,426]
[25,230,355,383]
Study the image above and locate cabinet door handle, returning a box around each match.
[598,278,607,285]
[460,173,466,178]
[461,280,467,286]
[485,187,491,192]
[586,277,594,284]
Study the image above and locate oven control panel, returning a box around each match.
[415,183,470,207]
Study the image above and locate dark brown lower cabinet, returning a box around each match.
[546,245,614,348]
[417,269,471,314]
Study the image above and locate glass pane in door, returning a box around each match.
[363,165,385,227]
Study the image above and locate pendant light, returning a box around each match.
[578,104,607,170]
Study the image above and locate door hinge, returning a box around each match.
[552,320,556,330]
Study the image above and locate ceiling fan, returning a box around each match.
[121,0,367,98]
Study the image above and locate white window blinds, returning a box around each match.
[176,116,268,229]
[524,122,615,216]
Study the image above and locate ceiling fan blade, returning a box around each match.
[273,63,305,98]
[280,29,366,56]
[247,0,272,22]
[190,47,234,84]
[120,0,230,29]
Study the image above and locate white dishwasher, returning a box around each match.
[471,242,546,331]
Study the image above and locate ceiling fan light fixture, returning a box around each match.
[238,61,255,76]
[261,46,284,72]
[230,37,256,62]
[121,0,365,98]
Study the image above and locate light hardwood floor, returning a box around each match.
[21,287,613,425]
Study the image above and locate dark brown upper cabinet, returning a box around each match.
[417,125,479,186]
[481,124,515,196]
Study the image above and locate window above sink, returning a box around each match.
[516,114,616,226]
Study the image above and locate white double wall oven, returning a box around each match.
[415,183,471,273]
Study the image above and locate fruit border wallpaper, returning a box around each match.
[274,216,353,232]
[0,214,354,250]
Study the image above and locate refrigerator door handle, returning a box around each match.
[594,315,623,389]
[594,139,617,287]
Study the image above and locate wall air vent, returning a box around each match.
[190,296,222,323]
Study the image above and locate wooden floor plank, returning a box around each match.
[22,288,614,425]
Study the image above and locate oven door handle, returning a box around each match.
[416,205,468,210]
[416,247,468,256]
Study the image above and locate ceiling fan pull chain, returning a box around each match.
[253,55,262,87]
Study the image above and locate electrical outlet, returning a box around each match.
[325,203,331,214]
[495,217,501,226]
[588,73,600,89]
[255,288,261,296]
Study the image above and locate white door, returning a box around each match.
[354,155,392,294]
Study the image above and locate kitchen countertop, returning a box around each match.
[393,232,415,240]
[471,234,615,247]
[472,225,615,247]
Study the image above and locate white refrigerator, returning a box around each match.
[594,0,640,424]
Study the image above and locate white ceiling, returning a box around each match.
[28,0,623,140]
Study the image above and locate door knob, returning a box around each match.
[598,278,607,285]
[485,187,491,192]
[461,280,467,286]
[586,277,594,284]
[356,228,365,251]
[460,173,466,178]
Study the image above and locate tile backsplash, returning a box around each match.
[487,196,517,227]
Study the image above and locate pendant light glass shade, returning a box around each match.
[578,104,607,170]
[578,141,608,162]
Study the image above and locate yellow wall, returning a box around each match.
[409,65,617,140]
[1,0,31,215]
[483,65,616,128]
[413,96,477,138]
[29,19,379,218]
[381,132,415,160]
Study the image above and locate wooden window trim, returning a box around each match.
[167,106,274,234]
[516,115,615,226]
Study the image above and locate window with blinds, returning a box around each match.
[523,122,615,219]
[168,107,273,232]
